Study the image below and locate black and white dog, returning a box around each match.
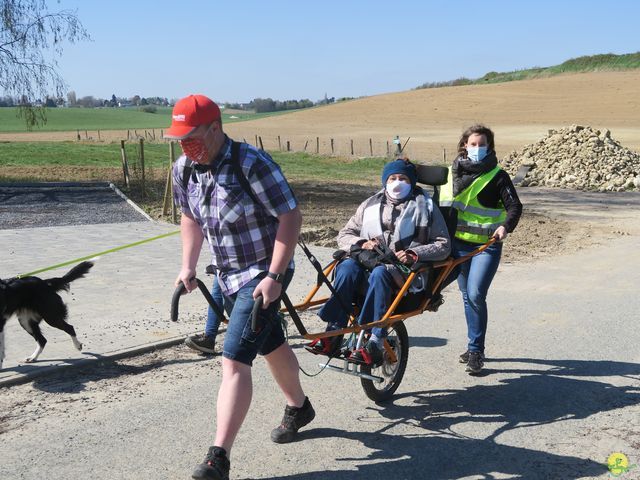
[0,261,93,369]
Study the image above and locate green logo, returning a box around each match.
[606,453,637,477]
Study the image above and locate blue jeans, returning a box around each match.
[318,258,395,338]
[221,270,294,366]
[204,275,224,339]
[453,239,502,354]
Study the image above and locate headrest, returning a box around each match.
[415,164,449,186]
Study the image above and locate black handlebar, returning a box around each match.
[170,277,226,322]
[251,295,263,333]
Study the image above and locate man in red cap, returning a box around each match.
[166,94,314,480]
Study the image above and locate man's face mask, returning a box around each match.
[180,137,209,163]
[466,146,489,163]
[386,179,412,200]
[180,124,215,163]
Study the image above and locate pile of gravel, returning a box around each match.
[501,125,640,192]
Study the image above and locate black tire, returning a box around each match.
[360,321,409,402]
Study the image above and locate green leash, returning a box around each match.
[17,230,180,278]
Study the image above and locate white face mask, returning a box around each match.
[386,179,412,200]
[466,146,488,163]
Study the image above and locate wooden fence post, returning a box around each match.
[286,140,290,152]
[277,135,282,150]
[76,129,81,141]
[255,134,258,146]
[85,130,88,139]
[350,139,354,156]
[258,136,264,150]
[442,148,446,163]
[120,140,130,188]
[127,130,131,140]
[163,141,175,216]
[170,142,177,223]
[369,138,373,156]
[316,137,319,154]
[386,141,390,156]
[139,138,145,200]
[303,140,308,151]
[330,138,334,154]
[97,130,101,141]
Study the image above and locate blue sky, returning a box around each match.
[53,0,639,103]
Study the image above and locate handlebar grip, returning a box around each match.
[251,295,264,332]
[170,282,187,322]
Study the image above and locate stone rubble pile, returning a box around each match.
[501,125,640,192]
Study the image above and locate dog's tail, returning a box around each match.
[47,261,94,292]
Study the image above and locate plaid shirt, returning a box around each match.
[173,136,297,295]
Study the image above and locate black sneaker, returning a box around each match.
[192,446,230,480]
[459,350,485,364]
[271,396,315,444]
[185,334,216,354]
[349,341,384,367]
[465,351,484,374]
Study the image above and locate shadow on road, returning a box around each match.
[276,357,639,479]
[30,353,210,393]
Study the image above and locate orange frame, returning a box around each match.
[284,239,497,342]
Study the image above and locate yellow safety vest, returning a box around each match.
[439,166,507,244]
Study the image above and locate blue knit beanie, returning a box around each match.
[381,159,417,187]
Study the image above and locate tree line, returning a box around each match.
[0,92,173,110]
[224,94,356,113]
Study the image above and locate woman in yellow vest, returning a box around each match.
[440,125,522,374]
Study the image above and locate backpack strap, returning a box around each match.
[181,159,194,190]
[231,141,261,206]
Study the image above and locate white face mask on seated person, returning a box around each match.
[386,175,412,200]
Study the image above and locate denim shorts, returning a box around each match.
[221,269,294,366]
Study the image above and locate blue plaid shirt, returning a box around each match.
[173,137,297,295]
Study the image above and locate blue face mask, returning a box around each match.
[466,146,488,163]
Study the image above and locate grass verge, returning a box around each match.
[0,142,386,220]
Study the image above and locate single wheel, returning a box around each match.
[360,321,409,402]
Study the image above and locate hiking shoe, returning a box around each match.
[349,341,384,367]
[465,351,484,375]
[185,334,216,354]
[271,396,315,444]
[459,350,485,364]
[192,446,230,480]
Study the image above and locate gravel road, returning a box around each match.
[0,183,149,229]
[1,187,639,479]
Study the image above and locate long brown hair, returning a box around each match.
[457,124,495,157]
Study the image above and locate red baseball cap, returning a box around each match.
[164,94,221,140]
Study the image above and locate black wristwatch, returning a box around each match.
[267,271,284,283]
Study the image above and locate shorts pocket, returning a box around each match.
[240,309,273,346]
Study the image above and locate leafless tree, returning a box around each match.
[0,0,89,128]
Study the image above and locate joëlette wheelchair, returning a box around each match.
[171,165,495,402]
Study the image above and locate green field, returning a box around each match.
[0,106,298,133]
[0,141,386,184]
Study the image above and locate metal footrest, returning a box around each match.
[319,360,384,383]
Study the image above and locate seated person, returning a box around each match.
[311,159,451,365]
